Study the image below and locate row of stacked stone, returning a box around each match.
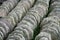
[0,0,35,40]
[35,0,60,40]
[0,0,20,17]
[6,0,50,40]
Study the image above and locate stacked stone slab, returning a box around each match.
[35,0,60,40]
[0,0,35,40]
[0,0,20,17]
[6,0,50,40]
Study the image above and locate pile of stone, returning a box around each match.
[0,0,60,40]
